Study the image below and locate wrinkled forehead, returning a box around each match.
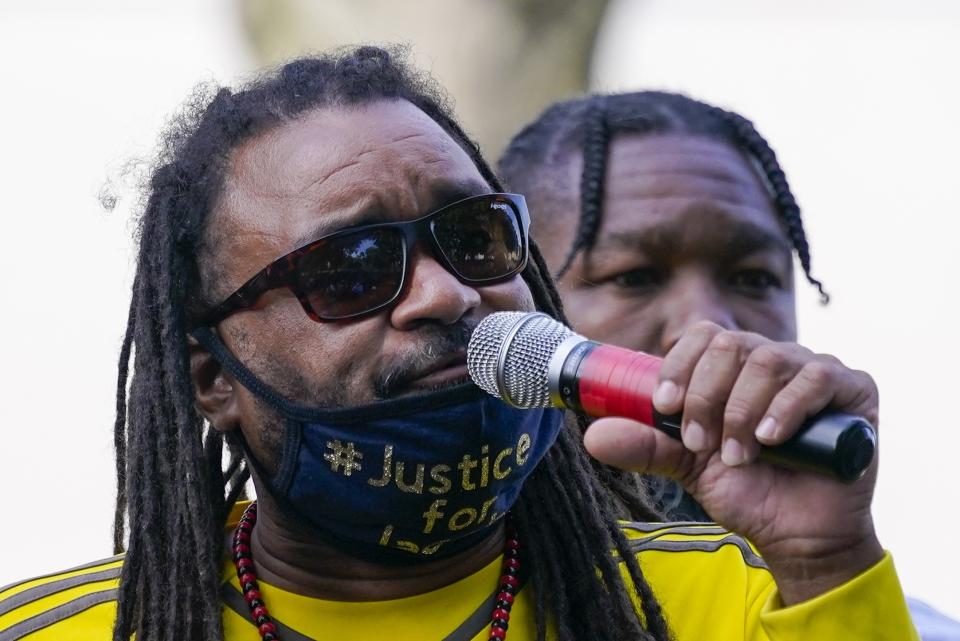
[219,99,484,228]
[606,133,774,202]
[600,133,788,251]
[525,132,790,266]
[200,99,489,298]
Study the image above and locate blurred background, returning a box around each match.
[1,0,957,618]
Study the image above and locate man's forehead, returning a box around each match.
[605,134,773,205]
[224,100,473,200]
[598,133,790,253]
[220,101,482,225]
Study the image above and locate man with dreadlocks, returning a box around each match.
[1,49,917,641]
[500,90,949,639]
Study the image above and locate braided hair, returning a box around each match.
[499,91,829,301]
[113,46,670,641]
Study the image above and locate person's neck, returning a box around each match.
[245,493,505,601]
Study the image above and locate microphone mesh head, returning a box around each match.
[467,311,576,408]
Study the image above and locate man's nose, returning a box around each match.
[658,279,738,355]
[389,249,481,330]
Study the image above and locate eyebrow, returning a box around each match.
[289,178,489,249]
[598,218,793,260]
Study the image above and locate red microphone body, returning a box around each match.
[558,342,663,429]
[547,336,876,482]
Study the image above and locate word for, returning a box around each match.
[378,494,506,555]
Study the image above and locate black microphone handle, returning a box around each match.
[652,410,877,482]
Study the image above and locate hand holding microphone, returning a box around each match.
[469,311,885,605]
[467,311,876,481]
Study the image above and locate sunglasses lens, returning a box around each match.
[296,228,404,319]
[432,197,524,281]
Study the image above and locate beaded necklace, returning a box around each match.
[232,502,521,640]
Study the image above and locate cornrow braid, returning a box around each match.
[707,105,829,302]
[113,46,671,641]
[556,97,610,278]
[499,90,829,301]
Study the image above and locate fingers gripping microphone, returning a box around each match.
[467,312,876,482]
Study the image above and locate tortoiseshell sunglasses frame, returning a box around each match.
[202,192,530,325]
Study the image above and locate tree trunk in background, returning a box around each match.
[237,0,610,157]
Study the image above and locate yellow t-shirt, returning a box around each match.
[0,506,919,641]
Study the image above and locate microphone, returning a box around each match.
[467,311,876,482]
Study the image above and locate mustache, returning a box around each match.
[374,320,476,399]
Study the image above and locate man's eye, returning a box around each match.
[610,268,663,290]
[729,269,782,294]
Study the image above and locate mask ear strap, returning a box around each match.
[194,328,301,494]
[191,326,486,422]
[191,326,299,413]
[225,421,300,498]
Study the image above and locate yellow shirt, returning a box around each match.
[0,508,919,641]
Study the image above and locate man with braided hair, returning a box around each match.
[499,91,827,523]
[499,90,956,640]
[1,52,916,641]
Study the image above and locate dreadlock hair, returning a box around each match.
[113,45,670,641]
[499,91,829,302]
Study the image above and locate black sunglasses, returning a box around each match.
[203,193,530,324]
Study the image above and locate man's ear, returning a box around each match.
[188,334,241,433]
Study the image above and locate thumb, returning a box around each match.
[583,417,695,479]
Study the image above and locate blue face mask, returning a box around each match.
[193,328,564,563]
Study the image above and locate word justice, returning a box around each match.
[367,433,532,494]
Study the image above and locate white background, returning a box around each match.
[1,0,957,619]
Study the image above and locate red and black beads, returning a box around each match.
[231,502,521,641]
[232,503,280,641]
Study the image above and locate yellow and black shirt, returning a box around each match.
[0,507,918,640]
